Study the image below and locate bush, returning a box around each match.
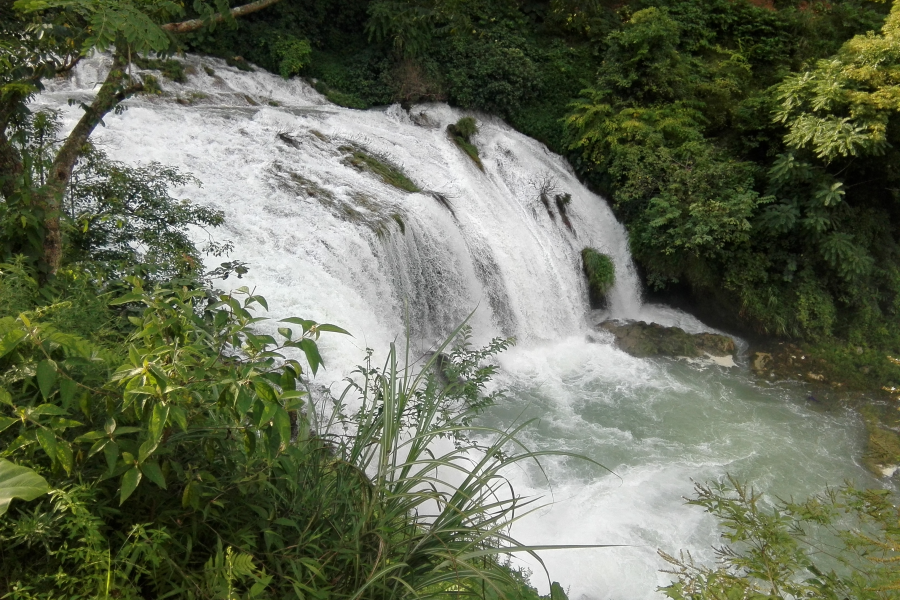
[447,117,483,169]
[661,477,900,599]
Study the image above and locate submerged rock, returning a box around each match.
[599,320,735,360]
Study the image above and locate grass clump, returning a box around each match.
[340,144,420,192]
[582,248,615,308]
[447,116,483,170]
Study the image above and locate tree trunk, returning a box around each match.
[39,55,142,273]
[161,0,284,34]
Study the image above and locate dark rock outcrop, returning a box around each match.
[599,320,735,359]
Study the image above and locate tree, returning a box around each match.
[774,0,900,162]
[0,0,285,275]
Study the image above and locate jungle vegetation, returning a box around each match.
[4,0,900,597]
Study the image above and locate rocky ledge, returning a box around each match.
[598,320,736,363]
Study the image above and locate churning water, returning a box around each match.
[36,55,881,599]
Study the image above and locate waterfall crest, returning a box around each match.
[37,54,644,358]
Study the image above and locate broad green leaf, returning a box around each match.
[75,430,107,442]
[279,317,315,333]
[298,339,324,375]
[35,429,57,463]
[140,461,166,489]
[29,404,68,418]
[103,441,119,474]
[257,400,278,428]
[57,443,73,476]
[138,438,158,464]
[120,467,142,505]
[59,378,76,408]
[316,323,352,336]
[0,329,25,359]
[0,459,50,516]
[36,360,58,400]
[149,403,169,442]
[253,379,277,403]
[0,417,16,434]
[169,405,188,432]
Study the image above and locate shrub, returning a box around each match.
[447,117,483,169]
[0,274,585,599]
[661,477,900,599]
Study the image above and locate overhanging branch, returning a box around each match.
[161,0,284,34]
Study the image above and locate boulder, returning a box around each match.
[599,320,735,359]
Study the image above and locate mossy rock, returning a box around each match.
[863,410,900,476]
[599,320,735,359]
[339,145,420,193]
[582,248,615,309]
[447,117,483,170]
[133,56,186,83]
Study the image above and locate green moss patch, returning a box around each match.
[582,248,616,308]
[339,145,420,193]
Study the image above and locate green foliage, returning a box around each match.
[0,459,49,516]
[442,31,542,117]
[581,248,615,307]
[774,1,900,162]
[451,115,478,141]
[598,8,686,103]
[64,145,227,279]
[0,267,594,598]
[448,116,483,168]
[661,477,900,599]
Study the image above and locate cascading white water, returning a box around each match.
[35,55,882,600]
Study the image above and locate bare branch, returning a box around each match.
[161,0,284,34]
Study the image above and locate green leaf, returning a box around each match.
[149,403,169,442]
[298,339,324,375]
[119,467,142,505]
[59,378,76,408]
[57,443,73,476]
[104,441,119,474]
[279,317,316,333]
[140,461,167,489]
[29,404,68,418]
[0,459,50,516]
[36,360,58,400]
[169,405,187,432]
[0,329,25,359]
[0,417,16,434]
[316,323,352,336]
[35,429,57,464]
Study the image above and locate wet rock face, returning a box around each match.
[599,320,735,359]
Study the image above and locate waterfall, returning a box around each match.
[35,55,875,600]
[36,54,646,351]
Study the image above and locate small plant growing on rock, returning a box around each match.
[582,248,615,308]
[447,117,483,170]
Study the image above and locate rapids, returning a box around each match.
[35,54,881,599]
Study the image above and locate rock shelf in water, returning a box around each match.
[598,320,736,361]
